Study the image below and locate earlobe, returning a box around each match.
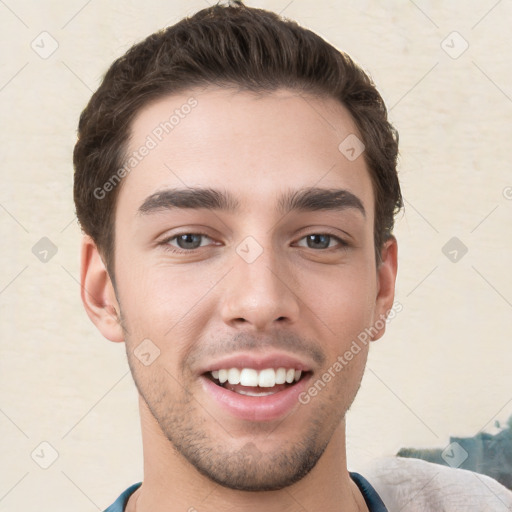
[372,236,398,342]
[80,235,124,342]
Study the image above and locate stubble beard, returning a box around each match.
[119,308,361,492]
[126,350,355,492]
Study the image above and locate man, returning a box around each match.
[72,2,512,511]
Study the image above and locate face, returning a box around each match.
[104,86,396,491]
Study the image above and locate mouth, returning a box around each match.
[199,363,312,422]
[198,352,314,421]
[205,367,310,396]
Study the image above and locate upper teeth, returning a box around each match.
[211,368,302,387]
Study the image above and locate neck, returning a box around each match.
[127,395,367,512]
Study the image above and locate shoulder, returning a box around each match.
[103,482,142,512]
[361,456,512,511]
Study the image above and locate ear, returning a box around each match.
[371,236,398,342]
[80,235,124,342]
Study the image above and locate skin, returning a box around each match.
[81,86,398,512]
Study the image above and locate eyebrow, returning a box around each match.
[137,186,366,218]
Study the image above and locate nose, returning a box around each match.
[220,244,300,331]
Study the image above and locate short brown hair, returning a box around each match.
[73,0,402,279]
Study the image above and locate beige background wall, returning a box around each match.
[1,0,511,510]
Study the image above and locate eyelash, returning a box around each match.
[159,231,349,254]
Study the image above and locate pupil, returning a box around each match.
[308,234,329,249]
[178,234,201,249]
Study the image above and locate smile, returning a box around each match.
[208,367,304,396]
[201,365,311,421]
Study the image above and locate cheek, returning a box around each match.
[116,258,217,342]
[299,261,377,346]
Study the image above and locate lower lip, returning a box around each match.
[200,374,312,422]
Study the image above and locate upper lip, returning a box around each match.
[198,352,313,375]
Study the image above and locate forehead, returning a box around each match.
[116,86,374,221]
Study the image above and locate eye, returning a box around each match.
[295,233,347,250]
[159,231,348,254]
[162,233,215,253]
